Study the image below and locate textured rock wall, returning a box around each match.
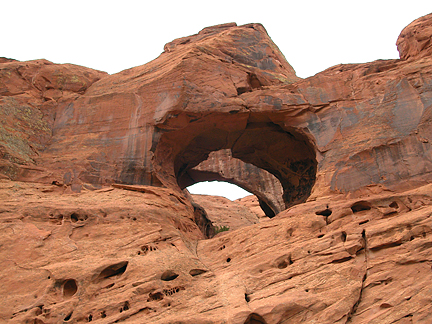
[0,59,106,181]
[2,17,432,213]
[2,180,432,323]
[1,13,432,324]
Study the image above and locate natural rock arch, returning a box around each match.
[184,149,284,217]
[153,114,318,216]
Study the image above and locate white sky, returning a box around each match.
[2,1,431,199]
[3,1,431,78]
[188,181,251,200]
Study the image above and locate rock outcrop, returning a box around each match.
[1,13,432,324]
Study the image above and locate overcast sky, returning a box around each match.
[3,1,431,78]
[2,1,431,199]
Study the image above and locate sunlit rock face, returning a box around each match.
[3,18,432,210]
[1,13,432,324]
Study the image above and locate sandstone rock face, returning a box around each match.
[191,194,261,231]
[0,59,106,181]
[2,180,432,323]
[1,13,432,324]
[397,13,432,60]
[235,195,267,219]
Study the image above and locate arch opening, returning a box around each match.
[187,181,251,201]
[187,180,276,219]
[174,121,317,215]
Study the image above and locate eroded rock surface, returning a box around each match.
[191,194,260,231]
[1,13,432,324]
[2,180,432,323]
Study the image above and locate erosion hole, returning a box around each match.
[64,311,73,321]
[163,286,184,296]
[103,283,115,289]
[63,279,78,298]
[120,301,130,312]
[351,201,372,213]
[148,291,164,301]
[95,261,128,282]
[161,270,179,281]
[35,306,42,316]
[189,269,207,276]
[70,211,88,223]
[141,244,157,254]
[389,201,399,208]
[277,255,293,269]
[341,231,347,242]
[316,208,332,217]
[244,313,267,324]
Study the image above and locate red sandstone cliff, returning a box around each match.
[1,13,432,324]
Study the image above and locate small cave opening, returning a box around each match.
[161,270,179,281]
[93,261,128,283]
[64,311,73,321]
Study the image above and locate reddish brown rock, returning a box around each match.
[2,179,432,323]
[1,19,429,213]
[191,194,260,231]
[190,149,284,217]
[0,58,106,181]
[1,14,432,324]
[397,13,432,60]
[235,195,267,219]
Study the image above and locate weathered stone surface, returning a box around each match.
[2,180,432,323]
[397,13,432,60]
[191,194,260,231]
[1,13,432,324]
[0,58,106,181]
[235,195,267,220]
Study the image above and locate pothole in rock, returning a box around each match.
[63,279,78,298]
